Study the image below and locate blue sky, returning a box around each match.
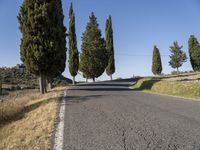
[0,0,200,81]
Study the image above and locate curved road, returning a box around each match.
[60,79,200,150]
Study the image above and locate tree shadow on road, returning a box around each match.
[76,83,131,87]
[62,95,105,105]
[76,78,136,87]
[69,88,133,91]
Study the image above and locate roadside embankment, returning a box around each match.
[132,77,200,100]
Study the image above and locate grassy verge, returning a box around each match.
[0,87,66,150]
[0,89,40,122]
[132,78,200,100]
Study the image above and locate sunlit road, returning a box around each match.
[60,79,200,150]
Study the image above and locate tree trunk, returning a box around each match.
[0,80,2,95]
[110,75,113,81]
[177,68,179,74]
[43,75,47,93]
[48,78,53,89]
[86,78,88,83]
[72,76,75,85]
[39,74,44,94]
[93,77,95,82]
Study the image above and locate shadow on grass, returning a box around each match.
[133,79,161,91]
[0,95,62,127]
[47,87,67,94]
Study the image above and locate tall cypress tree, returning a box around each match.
[169,41,187,72]
[152,46,162,75]
[188,35,200,71]
[80,13,107,82]
[68,3,79,85]
[18,0,67,94]
[105,16,115,80]
[47,0,67,89]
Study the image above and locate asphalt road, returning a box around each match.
[62,79,200,150]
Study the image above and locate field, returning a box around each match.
[0,87,66,150]
[132,72,200,100]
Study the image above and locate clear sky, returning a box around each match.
[0,0,200,81]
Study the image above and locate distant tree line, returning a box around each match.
[152,35,200,75]
[18,1,115,94]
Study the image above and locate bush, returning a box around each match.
[171,71,179,75]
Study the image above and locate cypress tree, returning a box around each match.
[80,13,107,82]
[47,0,67,89]
[68,3,79,85]
[169,41,187,72]
[105,16,115,80]
[18,0,67,94]
[152,46,162,75]
[188,35,200,71]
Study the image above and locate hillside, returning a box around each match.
[0,64,72,91]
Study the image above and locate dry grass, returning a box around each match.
[0,89,40,122]
[132,78,200,100]
[0,87,66,150]
[162,72,200,82]
[151,81,200,99]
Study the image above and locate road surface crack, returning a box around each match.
[122,128,127,150]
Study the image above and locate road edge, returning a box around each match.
[53,90,67,150]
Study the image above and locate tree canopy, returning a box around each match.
[105,16,115,80]
[18,0,67,93]
[68,3,79,84]
[80,13,107,81]
[169,41,187,72]
[152,46,162,75]
[188,35,200,71]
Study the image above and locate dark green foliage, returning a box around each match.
[0,65,38,89]
[68,3,79,84]
[188,35,200,71]
[105,16,115,80]
[169,42,187,72]
[152,46,162,75]
[80,13,107,81]
[48,0,67,78]
[18,0,67,93]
